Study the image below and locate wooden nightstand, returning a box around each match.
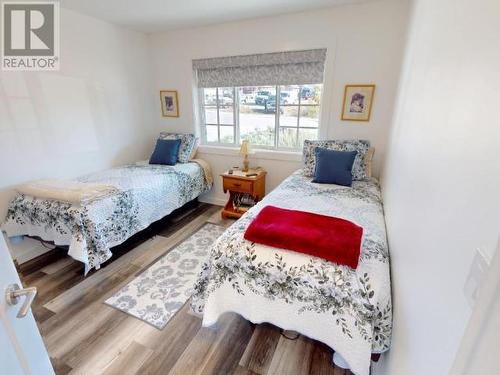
[221,168,266,219]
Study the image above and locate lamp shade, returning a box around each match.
[239,140,252,155]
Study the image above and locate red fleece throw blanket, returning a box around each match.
[244,205,363,269]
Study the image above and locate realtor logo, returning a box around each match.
[2,1,60,70]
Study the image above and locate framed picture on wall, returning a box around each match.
[160,90,179,117]
[341,84,375,122]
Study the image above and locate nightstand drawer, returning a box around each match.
[223,178,253,193]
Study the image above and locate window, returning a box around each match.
[203,87,235,144]
[200,84,322,149]
[193,49,327,150]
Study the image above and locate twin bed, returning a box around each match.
[191,141,392,375]
[2,136,391,375]
[3,132,211,273]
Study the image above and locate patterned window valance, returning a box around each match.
[192,49,327,88]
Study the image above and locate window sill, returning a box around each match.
[197,145,302,162]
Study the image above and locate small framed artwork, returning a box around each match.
[160,90,179,117]
[341,84,375,122]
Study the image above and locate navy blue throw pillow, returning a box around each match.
[312,148,357,186]
[149,139,181,165]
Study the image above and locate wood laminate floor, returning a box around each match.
[18,202,355,375]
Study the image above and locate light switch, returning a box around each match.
[464,248,490,308]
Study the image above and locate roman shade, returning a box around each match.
[192,49,327,88]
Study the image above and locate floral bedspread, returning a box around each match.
[191,170,391,375]
[3,161,210,272]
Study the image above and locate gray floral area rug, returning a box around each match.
[104,223,225,329]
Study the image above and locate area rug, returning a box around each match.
[104,223,225,329]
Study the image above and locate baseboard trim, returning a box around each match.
[199,196,226,207]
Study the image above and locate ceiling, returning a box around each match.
[60,0,372,33]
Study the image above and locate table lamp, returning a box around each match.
[239,140,253,172]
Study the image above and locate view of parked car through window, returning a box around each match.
[201,84,322,149]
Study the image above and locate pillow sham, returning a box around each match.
[158,132,196,163]
[312,148,357,186]
[189,137,200,159]
[149,139,181,165]
[303,139,370,180]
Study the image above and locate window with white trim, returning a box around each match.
[193,49,326,150]
[200,84,322,149]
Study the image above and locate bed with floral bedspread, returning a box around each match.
[2,161,211,273]
[191,170,391,375]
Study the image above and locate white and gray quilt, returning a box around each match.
[3,161,210,272]
[191,170,391,375]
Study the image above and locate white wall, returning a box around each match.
[0,8,157,217]
[148,0,410,204]
[379,0,500,374]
